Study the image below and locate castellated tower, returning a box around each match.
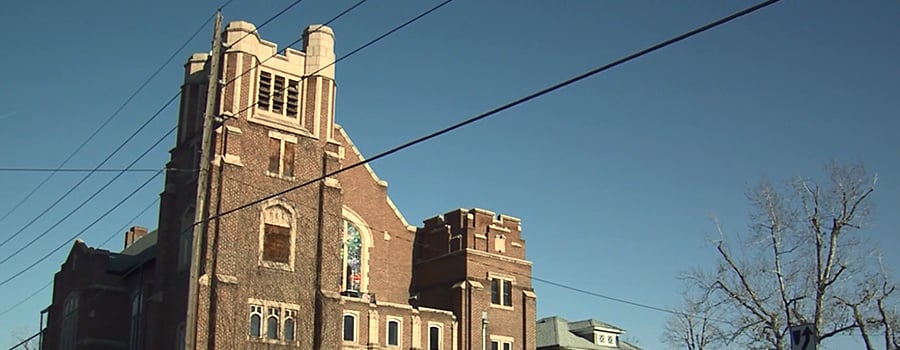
[412,208,538,350]
[154,22,347,350]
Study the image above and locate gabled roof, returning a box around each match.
[536,316,641,350]
[108,230,157,273]
[569,319,625,334]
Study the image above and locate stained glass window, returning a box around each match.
[341,220,363,292]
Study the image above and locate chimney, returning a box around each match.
[124,226,148,249]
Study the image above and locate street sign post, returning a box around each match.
[790,324,818,350]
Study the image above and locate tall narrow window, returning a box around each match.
[283,310,296,341]
[263,224,290,264]
[286,80,300,117]
[341,220,363,292]
[249,305,263,338]
[267,135,295,178]
[60,294,78,350]
[387,319,400,346]
[260,203,295,269]
[272,76,285,114]
[342,314,357,342]
[129,292,142,350]
[266,307,280,339]
[178,208,194,271]
[175,324,186,350]
[428,325,441,350]
[490,277,513,307]
[257,71,300,119]
[258,71,272,110]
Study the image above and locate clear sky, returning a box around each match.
[1,0,898,349]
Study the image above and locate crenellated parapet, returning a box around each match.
[418,208,527,261]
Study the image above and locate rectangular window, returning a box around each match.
[387,319,400,346]
[343,314,357,342]
[263,224,291,263]
[258,72,272,110]
[502,280,512,306]
[257,71,300,118]
[429,325,441,350]
[491,278,513,307]
[267,136,296,178]
[491,338,512,350]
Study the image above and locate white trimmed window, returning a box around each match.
[386,318,401,347]
[259,201,296,270]
[178,207,194,271]
[129,292,142,350]
[248,300,299,343]
[257,71,300,118]
[249,305,263,338]
[428,324,442,350]
[284,309,296,341]
[490,277,513,307]
[342,313,358,342]
[60,293,78,350]
[175,323,186,350]
[267,132,296,178]
[266,307,280,340]
[491,336,513,350]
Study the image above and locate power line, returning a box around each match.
[4,0,781,346]
[221,0,452,122]
[0,170,163,287]
[0,1,233,228]
[0,92,179,253]
[0,168,191,173]
[0,198,159,319]
[208,0,782,225]
[0,122,176,267]
[0,0,368,299]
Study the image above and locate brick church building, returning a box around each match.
[41,21,537,350]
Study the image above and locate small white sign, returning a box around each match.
[790,324,817,350]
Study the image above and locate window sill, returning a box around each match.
[490,304,514,311]
[248,337,298,346]
[259,260,294,272]
[265,171,295,182]
[249,112,313,138]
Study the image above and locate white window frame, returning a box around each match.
[342,312,359,343]
[178,207,195,271]
[258,200,297,271]
[247,299,300,344]
[283,309,297,342]
[266,307,280,340]
[385,317,402,347]
[489,273,515,309]
[249,305,264,339]
[428,323,443,350]
[60,293,79,350]
[490,335,513,350]
[265,131,297,179]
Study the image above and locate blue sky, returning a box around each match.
[1,0,898,349]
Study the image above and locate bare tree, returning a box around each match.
[675,162,895,350]
[9,327,39,350]
[661,291,724,350]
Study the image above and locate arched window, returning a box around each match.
[428,324,442,350]
[178,207,195,271]
[259,201,296,269]
[342,313,357,342]
[341,220,363,292]
[60,293,78,350]
[386,319,401,347]
[339,207,372,294]
[249,305,263,338]
[266,307,280,339]
[283,309,296,341]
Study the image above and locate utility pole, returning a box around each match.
[185,9,223,350]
